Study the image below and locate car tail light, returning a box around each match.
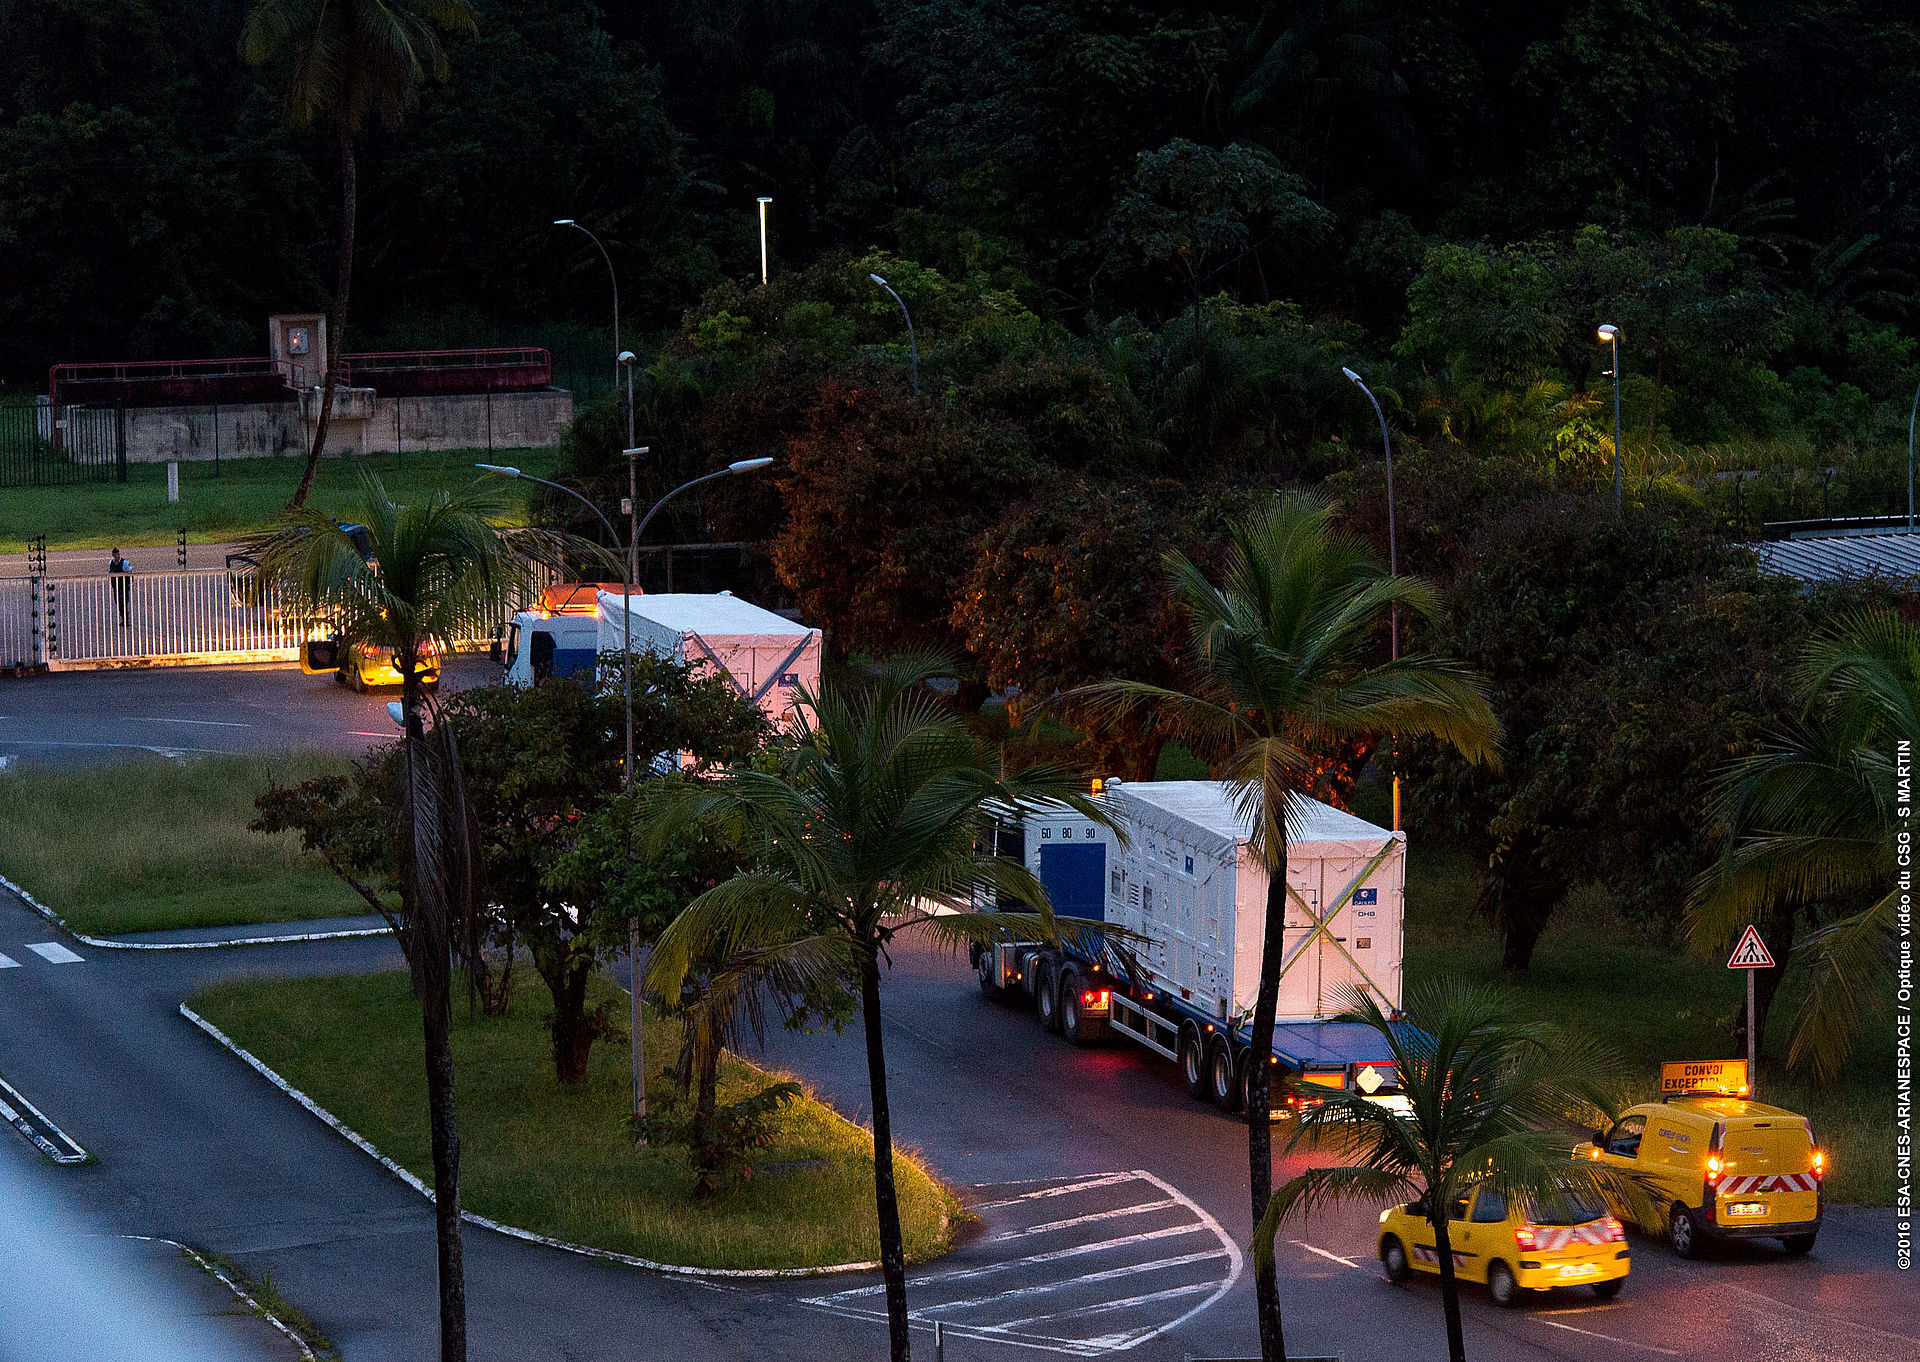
[1514,1226,1538,1251]
[1603,1217,1625,1242]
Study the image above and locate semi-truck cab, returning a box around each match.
[971,780,1411,1117]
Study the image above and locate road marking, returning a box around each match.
[344,731,395,738]
[0,1074,89,1165]
[813,1223,1208,1301]
[1724,1283,1920,1344]
[1290,1240,1362,1269]
[0,740,240,756]
[986,1199,1180,1242]
[1534,1319,1682,1355]
[25,942,83,964]
[917,1249,1232,1317]
[985,1281,1220,1332]
[973,1173,1139,1210]
[0,952,16,969]
[132,717,253,728]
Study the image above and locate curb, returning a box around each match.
[122,1236,322,1362]
[0,874,391,952]
[178,1003,885,1281]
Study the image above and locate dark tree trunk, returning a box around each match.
[1646,343,1663,458]
[1247,825,1289,1362]
[1431,1211,1468,1362]
[289,121,356,511]
[544,953,597,1085]
[401,666,466,1362]
[689,1014,723,1196]
[1478,823,1569,975]
[859,943,912,1362]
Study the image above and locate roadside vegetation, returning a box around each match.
[190,968,959,1270]
[0,752,362,935]
[0,447,557,555]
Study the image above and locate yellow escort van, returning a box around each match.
[1575,1094,1824,1258]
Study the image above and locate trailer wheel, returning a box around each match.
[976,948,1004,1000]
[1035,962,1062,1032]
[1060,975,1106,1046]
[1207,1038,1243,1113]
[1178,1024,1209,1099]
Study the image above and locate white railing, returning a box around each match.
[0,566,546,670]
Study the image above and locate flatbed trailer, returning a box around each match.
[970,780,1411,1116]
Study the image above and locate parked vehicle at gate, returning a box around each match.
[1576,1094,1825,1257]
[300,631,438,691]
[970,779,1411,1114]
[1377,1185,1630,1305]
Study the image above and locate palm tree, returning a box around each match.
[1255,981,1627,1362]
[247,472,578,1362]
[644,655,1112,1362]
[1080,493,1501,1362]
[1689,608,1909,1082]
[240,0,476,509]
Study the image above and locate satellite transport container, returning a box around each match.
[973,779,1410,1114]
[595,591,822,727]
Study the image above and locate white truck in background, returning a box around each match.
[972,779,1412,1115]
[498,586,822,728]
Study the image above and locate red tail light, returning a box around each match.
[1603,1217,1625,1242]
[1514,1226,1538,1251]
[1811,1149,1826,1179]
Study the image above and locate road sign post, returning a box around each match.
[1726,925,1775,1097]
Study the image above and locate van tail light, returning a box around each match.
[1513,1226,1538,1251]
[1603,1217,1625,1243]
[1811,1149,1826,1179]
[1706,1155,1723,1177]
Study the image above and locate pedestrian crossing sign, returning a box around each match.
[1726,925,1775,970]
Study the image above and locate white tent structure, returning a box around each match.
[596,591,821,726]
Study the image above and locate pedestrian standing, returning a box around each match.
[109,548,131,626]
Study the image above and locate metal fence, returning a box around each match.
[0,565,546,671]
[0,401,125,487]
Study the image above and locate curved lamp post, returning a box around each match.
[869,273,919,395]
[555,219,620,395]
[1597,323,1623,510]
[757,198,773,286]
[1342,366,1402,832]
[481,455,773,1138]
[1907,377,1918,532]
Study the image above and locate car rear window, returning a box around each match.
[1529,1191,1605,1226]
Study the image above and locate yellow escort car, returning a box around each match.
[1576,1094,1824,1258]
[1377,1185,1629,1306]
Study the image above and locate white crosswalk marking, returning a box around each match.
[24,942,83,964]
[801,1170,1240,1356]
[0,952,17,969]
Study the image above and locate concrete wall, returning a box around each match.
[57,388,574,463]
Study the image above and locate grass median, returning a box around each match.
[1405,848,1893,1205]
[0,752,366,935]
[0,447,558,554]
[191,969,960,1272]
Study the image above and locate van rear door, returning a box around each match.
[1715,1118,1819,1226]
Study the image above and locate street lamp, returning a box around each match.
[757,197,773,286]
[1597,323,1623,511]
[1342,366,1402,832]
[1906,377,1918,532]
[555,219,620,395]
[868,273,919,395]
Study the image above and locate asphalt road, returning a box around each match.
[0,660,1912,1360]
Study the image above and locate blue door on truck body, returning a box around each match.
[1038,844,1106,922]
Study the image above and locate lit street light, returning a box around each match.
[1906,376,1918,532]
[869,273,918,395]
[1342,365,1402,832]
[757,197,773,286]
[1597,322,1623,511]
[555,219,621,395]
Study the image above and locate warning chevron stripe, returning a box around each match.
[1715,1172,1819,1195]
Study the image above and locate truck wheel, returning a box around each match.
[1380,1235,1411,1282]
[1780,1232,1818,1256]
[1486,1261,1519,1308]
[976,948,1004,1000]
[1178,1025,1208,1099]
[1035,963,1061,1032]
[1060,976,1106,1045]
[1668,1205,1702,1259]
[1208,1038,1242,1113]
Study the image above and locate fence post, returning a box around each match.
[394,397,403,467]
[213,401,221,476]
[30,574,42,667]
[44,578,58,661]
[177,528,187,568]
[115,398,128,483]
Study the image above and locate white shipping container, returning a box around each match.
[597,591,821,727]
[1100,781,1404,1024]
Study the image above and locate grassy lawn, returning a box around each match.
[0,447,559,554]
[192,969,960,1271]
[1404,846,1894,1205]
[0,753,369,935]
